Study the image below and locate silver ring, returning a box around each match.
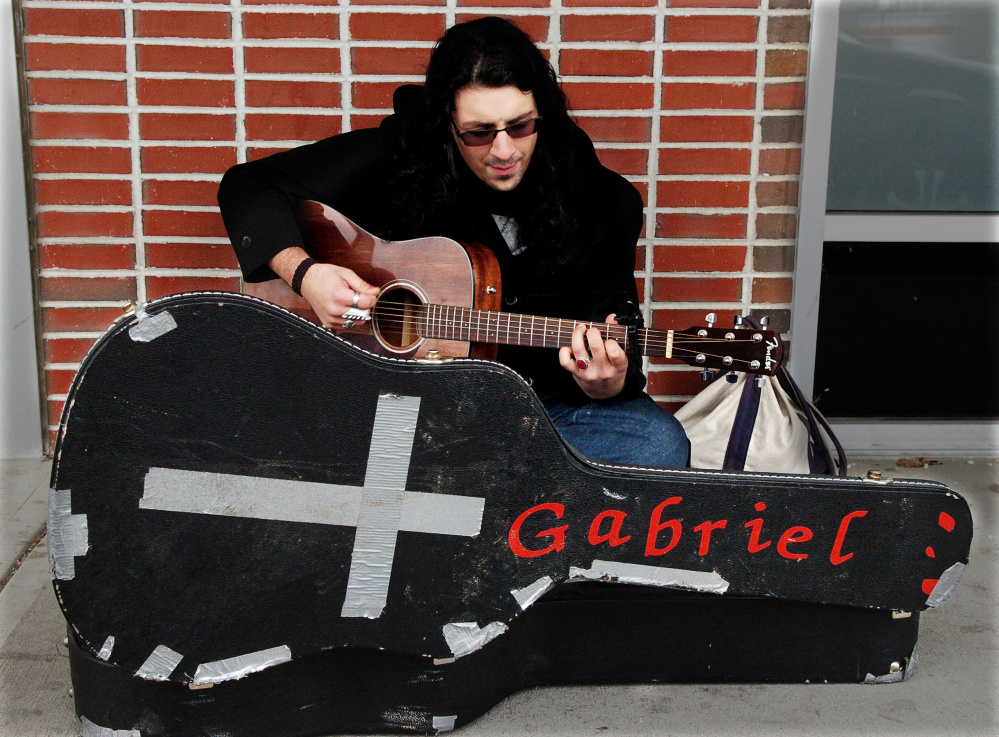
[351,291,360,308]
[343,318,355,330]
[575,357,590,371]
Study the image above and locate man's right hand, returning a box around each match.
[299,262,379,330]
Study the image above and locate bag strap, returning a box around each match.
[721,372,762,472]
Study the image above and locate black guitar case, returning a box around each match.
[50,293,973,736]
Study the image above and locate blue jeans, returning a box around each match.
[540,392,690,469]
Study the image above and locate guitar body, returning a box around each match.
[52,294,971,735]
[243,200,502,360]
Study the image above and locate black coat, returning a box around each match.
[218,93,646,403]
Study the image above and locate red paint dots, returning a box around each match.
[754,502,766,511]
[926,546,935,558]
[922,578,939,596]
[938,512,955,532]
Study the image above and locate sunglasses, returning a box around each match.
[452,116,542,147]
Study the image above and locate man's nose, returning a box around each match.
[490,130,517,160]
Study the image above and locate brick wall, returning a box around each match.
[18,0,811,452]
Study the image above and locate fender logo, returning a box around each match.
[765,337,780,371]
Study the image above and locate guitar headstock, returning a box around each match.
[673,314,784,376]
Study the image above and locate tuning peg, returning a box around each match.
[699,370,714,382]
[705,312,717,328]
[726,373,739,384]
[734,315,743,327]
[759,315,769,328]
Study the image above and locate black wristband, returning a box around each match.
[291,257,316,296]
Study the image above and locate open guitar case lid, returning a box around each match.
[49,292,973,736]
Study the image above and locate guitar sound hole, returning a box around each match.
[373,284,425,352]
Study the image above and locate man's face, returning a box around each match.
[451,85,538,192]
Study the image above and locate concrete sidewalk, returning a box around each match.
[1,456,996,736]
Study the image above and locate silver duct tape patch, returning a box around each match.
[382,708,432,730]
[193,645,292,685]
[129,309,177,342]
[48,490,89,580]
[341,488,407,619]
[135,644,183,681]
[442,621,509,658]
[97,636,115,661]
[569,559,730,594]
[926,562,966,608]
[433,715,457,733]
[511,576,554,610]
[864,652,918,684]
[78,716,140,737]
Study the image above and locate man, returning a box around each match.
[218,16,688,468]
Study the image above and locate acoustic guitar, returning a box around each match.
[243,200,785,376]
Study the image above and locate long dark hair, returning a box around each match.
[387,17,584,269]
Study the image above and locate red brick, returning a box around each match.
[573,116,651,143]
[646,369,715,399]
[26,43,125,72]
[660,115,753,143]
[245,114,340,142]
[653,276,741,302]
[657,180,749,209]
[755,213,797,239]
[45,368,82,396]
[662,50,756,77]
[756,180,798,207]
[43,307,124,334]
[651,308,742,332]
[352,47,432,76]
[353,0,444,4]
[563,82,654,110]
[31,112,129,140]
[562,15,654,43]
[455,14,548,42]
[659,148,751,176]
[347,114,387,131]
[770,0,809,8]
[656,213,746,239]
[653,245,747,272]
[33,146,131,174]
[670,0,759,6]
[140,113,235,141]
[137,44,234,73]
[563,0,657,5]
[759,147,801,176]
[764,82,805,110]
[141,146,236,174]
[661,82,755,110]
[145,243,238,269]
[143,209,227,238]
[247,47,340,74]
[349,13,444,41]
[768,15,810,44]
[752,277,793,303]
[137,78,234,107]
[134,10,231,39]
[44,337,101,364]
[760,114,803,143]
[560,49,652,77]
[632,182,648,210]
[48,400,66,428]
[145,276,241,301]
[243,12,338,40]
[46,430,58,453]
[143,180,220,206]
[136,0,228,4]
[245,80,340,108]
[37,211,133,238]
[352,82,398,110]
[244,0,338,4]
[247,146,292,161]
[39,243,136,271]
[40,276,137,303]
[29,78,127,106]
[666,15,758,43]
[766,49,808,77]
[595,148,647,176]
[25,8,124,38]
[35,179,132,207]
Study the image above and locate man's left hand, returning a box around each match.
[559,314,628,400]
